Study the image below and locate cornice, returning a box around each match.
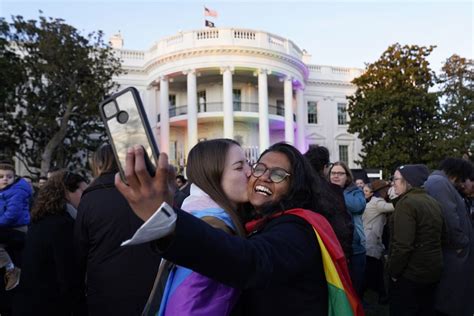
[306,79,355,88]
[122,46,309,79]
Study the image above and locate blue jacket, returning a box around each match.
[344,184,366,255]
[0,178,32,227]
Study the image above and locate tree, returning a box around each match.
[347,44,441,176]
[0,18,26,162]
[0,13,122,175]
[428,54,473,162]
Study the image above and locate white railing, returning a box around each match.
[196,29,219,40]
[233,30,256,40]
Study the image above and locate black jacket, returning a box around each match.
[75,173,161,316]
[158,209,328,316]
[14,212,83,316]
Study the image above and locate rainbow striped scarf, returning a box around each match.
[246,208,364,316]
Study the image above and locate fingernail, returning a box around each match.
[128,147,134,153]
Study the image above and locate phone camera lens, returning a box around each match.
[117,111,129,124]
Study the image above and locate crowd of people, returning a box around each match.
[0,140,473,316]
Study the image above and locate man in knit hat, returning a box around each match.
[387,164,444,316]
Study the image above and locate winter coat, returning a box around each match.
[363,196,394,259]
[425,171,474,316]
[75,172,161,316]
[0,178,32,227]
[387,188,444,284]
[13,212,83,316]
[343,184,366,255]
[155,210,329,316]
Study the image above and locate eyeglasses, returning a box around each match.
[251,162,291,183]
[330,171,346,177]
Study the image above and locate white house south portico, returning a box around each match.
[111,28,364,169]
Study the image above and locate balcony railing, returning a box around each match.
[157,102,286,122]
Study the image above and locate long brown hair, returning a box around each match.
[91,143,118,177]
[31,170,86,222]
[186,139,246,237]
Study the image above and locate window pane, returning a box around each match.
[339,145,349,164]
[233,89,241,111]
[307,101,317,124]
[337,103,347,125]
[197,91,206,112]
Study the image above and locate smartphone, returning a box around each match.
[99,87,159,183]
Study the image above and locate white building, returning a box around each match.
[111,28,364,169]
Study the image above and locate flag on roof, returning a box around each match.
[205,20,215,28]
[204,6,218,18]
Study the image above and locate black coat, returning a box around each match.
[75,173,161,316]
[158,209,328,316]
[14,213,83,316]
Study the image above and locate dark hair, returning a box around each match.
[31,170,86,222]
[176,175,187,184]
[258,142,331,218]
[439,158,473,182]
[304,145,330,175]
[0,163,15,173]
[328,161,354,188]
[186,139,246,237]
[91,143,118,177]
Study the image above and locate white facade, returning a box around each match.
[111,28,364,169]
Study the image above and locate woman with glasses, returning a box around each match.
[14,170,88,316]
[329,161,366,299]
[117,142,363,316]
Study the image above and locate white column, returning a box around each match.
[258,69,270,153]
[284,77,294,145]
[146,85,158,138]
[221,67,234,139]
[186,70,198,150]
[295,88,306,152]
[159,77,170,154]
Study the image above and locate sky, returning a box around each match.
[1,0,472,72]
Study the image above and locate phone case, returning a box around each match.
[99,87,160,182]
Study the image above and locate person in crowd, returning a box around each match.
[173,174,190,208]
[355,178,365,190]
[362,180,393,304]
[424,158,474,316]
[13,170,87,316]
[116,143,363,316]
[142,139,250,315]
[304,145,354,259]
[329,161,366,298]
[362,184,373,201]
[74,144,161,316]
[37,176,48,189]
[388,164,444,316]
[0,163,32,291]
[175,175,187,189]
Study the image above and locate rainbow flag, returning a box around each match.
[248,208,364,316]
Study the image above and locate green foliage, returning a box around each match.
[0,14,122,175]
[427,54,473,163]
[347,44,442,176]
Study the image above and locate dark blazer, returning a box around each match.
[75,172,161,316]
[158,210,328,316]
[14,212,82,316]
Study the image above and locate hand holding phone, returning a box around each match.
[99,87,160,183]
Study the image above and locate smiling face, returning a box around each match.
[248,151,291,212]
[221,144,251,206]
[363,185,373,200]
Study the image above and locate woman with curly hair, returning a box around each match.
[13,170,87,316]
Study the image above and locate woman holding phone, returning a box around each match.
[117,143,363,316]
[145,139,251,316]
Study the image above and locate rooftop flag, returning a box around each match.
[205,20,215,28]
[204,6,218,18]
